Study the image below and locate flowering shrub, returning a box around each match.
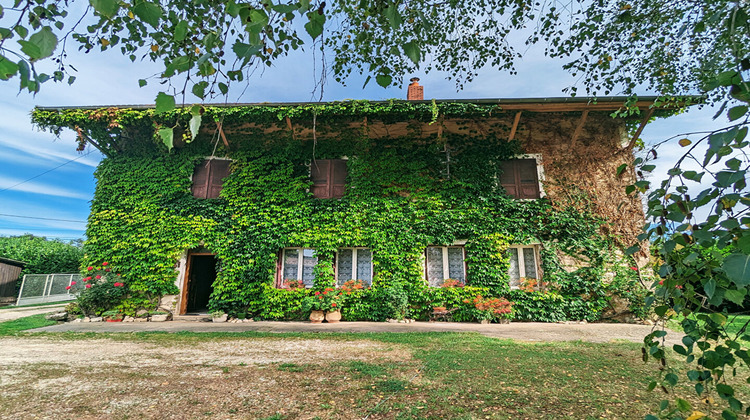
[304,287,345,312]
[462,295,514,322]
[441,279,465,288]
[282,279,306,289]
[76,262,127,316]
[340,279,367,294]
[518,277,546,293]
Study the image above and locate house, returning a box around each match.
[31,86,689,321]
[0,257,25,305]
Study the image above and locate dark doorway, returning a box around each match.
[184,254,217,313]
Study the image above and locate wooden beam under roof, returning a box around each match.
[626,108,655,150]
[570,110,589,148]
[508,111,522,141]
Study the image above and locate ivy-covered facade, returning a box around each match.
[32,98,675,322]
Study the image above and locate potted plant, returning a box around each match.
[305,287,345,323]
[210,310,228,323]
[463,295,514,324]
[101,309,123,322]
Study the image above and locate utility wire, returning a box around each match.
[0,213,87,223]
[0,150,94,195]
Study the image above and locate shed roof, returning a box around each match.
[0,257,27,268]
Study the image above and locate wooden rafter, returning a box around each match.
[285,116,296,140]
[437,114,444,140]
[508,111,522,141]
[77,129,112,158]
[625,108,655,150]
[570,110,589,148]
[216,121,230,147]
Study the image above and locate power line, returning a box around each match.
[0,213,87,223]
[0,150,95,195]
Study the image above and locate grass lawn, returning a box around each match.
[0,316,746,419]
[0,301,70,310]
[667,314,750,343]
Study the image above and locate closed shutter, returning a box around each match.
[208,159,231,199]
[311,159,347,199]
[310,159,331,199]
[192,160,211,198]
[499,159,540,199]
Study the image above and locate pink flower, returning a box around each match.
[95,275,102,279]
[105,268,111,272]
[676,285,683,289]
[84,276,91,281]
[315,291,320,296]
[65,286,71,290]
[70,281,76,285]
[102,262,108,266]
[630,266,638,271]
[113,282,123,287]
[87,266,93,271]
[85,284,92,289]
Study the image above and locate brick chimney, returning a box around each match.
[407,77,424,101]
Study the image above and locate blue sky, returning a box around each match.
[0,35,726,240]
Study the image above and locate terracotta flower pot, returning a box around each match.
[325,310,342,323]
[310,310,325,323]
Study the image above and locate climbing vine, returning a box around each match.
[33,102,650,320]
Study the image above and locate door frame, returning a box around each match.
[179,251,215,315]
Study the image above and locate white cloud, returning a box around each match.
[0,175,91,200]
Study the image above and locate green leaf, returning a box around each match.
[723,254,750,286]
[616,163,627,176]
[232,42,261,59]
[19,27,57,61]
[728,105,748,121]
[708,312,727,326]
[154,92,175,114]
[725,289,747,305]
[675,398,691,412]
[89,0,120,19]
[132,1,163,28]
[665,372,678,386]
[704,278,716,299]
[138,79,147,87]
[304,12,325,39]
[173,21,188,42]
[158,127,174,150]
[716,383,734,397]
[0,55,19,80]
[403,41,420,65]
[384,2,402,29]
[188,113,201,142]
[218,82,228,95]
[641,164,656,172]
[376,74,392,87]
[14,25,27,38]
[191,81,207,99]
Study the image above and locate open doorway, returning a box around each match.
[180,251,217,314]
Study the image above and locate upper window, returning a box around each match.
[425,246,466,287]
[192,159,231,199]
[499,158,541,199]
[337,248,373,286]
[311,159,347,199]
[281,248,317,288]
[507,245,540,289]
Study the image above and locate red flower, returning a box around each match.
[116,273,121,276]
[315,291,320,296]
[659,280,664,285]
[114,282,123,287]
[84,276,91,281]
[676,285,683,289]
[65,286,71,290]
[70,281,76,285]
[630,266,638,271]
[105,268,111,272]
[102,262,109,266]
[85,284,92,289]
[318,296,323,300]
[87,266,93,271]
[95,275,102,279]
[323,291,327,295]
[331,303,337,307]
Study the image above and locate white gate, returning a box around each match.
[16,274,82,306]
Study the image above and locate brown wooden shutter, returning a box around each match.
[207,159,231,198]
[310,159,331,198]
[331,159,347,198]
[499,159,540,199]
[191,160,211,199]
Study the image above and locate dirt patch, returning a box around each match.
[0,337,413,419]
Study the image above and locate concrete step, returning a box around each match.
[172,314,211,322]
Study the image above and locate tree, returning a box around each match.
[0,234,83,276]
[5,0,750,418]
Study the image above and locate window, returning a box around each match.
[336,248,373,286]
[507,245,540,289]
[311,159,347,199]
[425,246,466,287]
[192,158,231,199]
[498,158,541,199]
[280,248,317,287]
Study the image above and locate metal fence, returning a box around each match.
[16,274,82,306]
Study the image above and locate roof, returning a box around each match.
[35,95,701,113]
[0,257,27,268]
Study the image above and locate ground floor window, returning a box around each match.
[336,248,373,286]
[426,246,466,287]
[281,248,317,287]
[507,245,540,289]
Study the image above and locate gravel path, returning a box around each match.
[34,319,683,345]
